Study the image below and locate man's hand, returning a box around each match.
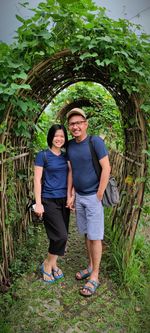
[96,190,103,201]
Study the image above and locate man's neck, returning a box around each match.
[75,134,87,143]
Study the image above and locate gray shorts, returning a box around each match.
[75,193,104,240]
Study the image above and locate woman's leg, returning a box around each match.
[43,253,58,281]
[61,197,70,233]
[42,198,68,280]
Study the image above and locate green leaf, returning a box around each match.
[76,35,85,40]
[17,100,28,112]
[85,22,94,29]
[0,104,5,110]
[131,68,145,76]
[95,59,102,66]
[91,52,98,57]
[34,124,42,132]
[19,2,29,8]
[98,36,112,43]
[142,149,150,157]
[0,120,7,134]
[11,83,32,91]
[0,144,6,153]
[16,14,25,23]
[12,72,28,80]
[34,51,45,56]
[104,59,113,65]
[140,105,150,112]
[0,87,4,94]
[84,36,91,41]
[80,52,95,60]
[7,61,21,69]
[114,51,129,58]
[118,66,127,72]
[38,31,50,39]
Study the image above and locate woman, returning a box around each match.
[34,124,71,283]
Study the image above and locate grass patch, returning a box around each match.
[0,213,149,333]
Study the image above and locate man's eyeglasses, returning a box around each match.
[68,120,86,128]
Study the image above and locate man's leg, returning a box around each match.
[80,239,102,296]
[85,236,92,268]
[76,236,92,279]
[80,194,103,295]
[75,193,103,285]
[87,239,102,280]
[75,194,92,279]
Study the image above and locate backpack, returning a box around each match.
[89,136,120,207]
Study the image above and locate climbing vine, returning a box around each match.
[0,0,150,140]
[0,0,150,283]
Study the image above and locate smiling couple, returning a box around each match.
[34,108,111,297]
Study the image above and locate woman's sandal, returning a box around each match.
[76,266,92,280]
[40,263,55,283]
[52,268,64,280]
[80,280,100,297]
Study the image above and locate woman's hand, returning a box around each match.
[34,203,44,217]
[66,195,75,211]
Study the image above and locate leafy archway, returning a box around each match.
[0,0,149,283]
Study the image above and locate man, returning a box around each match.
[67,108,111,297]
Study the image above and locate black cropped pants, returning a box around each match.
[42,197,70,256]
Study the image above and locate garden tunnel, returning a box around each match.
[0,49,147,284]
[56,97,102,122]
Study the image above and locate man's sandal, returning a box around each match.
[40,263,55,283]
[52,268,64,280]
[80,280,100,297]
[76,266,92,280]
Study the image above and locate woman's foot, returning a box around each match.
[41,263,55,283]
[52,267,64,280]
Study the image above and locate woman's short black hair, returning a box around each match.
[47,124,68,149]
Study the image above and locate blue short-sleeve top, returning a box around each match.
[67,136,108,195]
[34,149,68,198]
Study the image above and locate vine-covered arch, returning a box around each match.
[0,0,149,283]
[57,97,102,122]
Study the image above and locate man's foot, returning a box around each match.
[52,267,64,280]
[76,266,92,280]
[80,279,100,297]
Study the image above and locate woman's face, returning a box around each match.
[52,129,65,148]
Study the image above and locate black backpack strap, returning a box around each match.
[89,136,101,179]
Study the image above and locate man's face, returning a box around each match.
[68,115,88,139]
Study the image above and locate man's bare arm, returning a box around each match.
[96,155,111,201]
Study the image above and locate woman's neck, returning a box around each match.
[49,146,61,156]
